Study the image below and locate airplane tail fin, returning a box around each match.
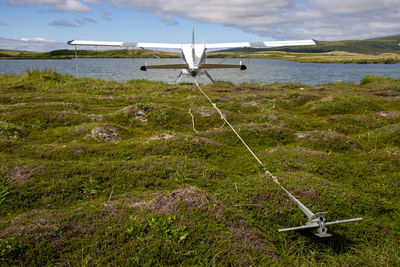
[192,28,195,47]
[192,28,195,65]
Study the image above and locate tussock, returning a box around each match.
[88,125,119,142]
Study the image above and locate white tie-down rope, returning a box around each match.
[192,79,280,186]
[188,109,226,133]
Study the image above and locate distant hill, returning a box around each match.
[258,34,400,54]
[0,48,179,59]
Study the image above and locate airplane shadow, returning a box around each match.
[299,230,357,254]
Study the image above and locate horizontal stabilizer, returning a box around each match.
[198,64,247,70]
[140,64,189,71]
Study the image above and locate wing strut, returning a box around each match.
[74,45,78,73]
[204,71,215,83]
[174,71,184,84]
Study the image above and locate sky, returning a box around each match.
[0,0,400,51]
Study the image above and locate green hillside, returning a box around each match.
[0,48,179,59]
[265,34,400,54]
[1,71,399,265]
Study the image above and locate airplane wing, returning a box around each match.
[205,39,318,49]
[67,39,317,49]
[67,40,182,49]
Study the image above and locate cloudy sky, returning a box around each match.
[0,0,399,51]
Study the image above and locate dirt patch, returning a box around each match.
[127,186,223,217]
[148,186,222,215]
[122,106,147,122]
[149,133,175,141]
[308,87,332,93]
[215,89,231,93]
[196,107,215,117]
[229,226,278,260]
[70,145,87,155]
[251,189,293,211]
[242,101,258,107]
[191,136,220,147]
[320,96,333,103]
[379,111,400,120]
[266,113,281,121]
[7,164,43,184]
[88,125,119,142]
[294,186,321,200]
[234,86,262,92]
[64,102,80,110]
[3,211,61,244]
[266,147,326,159]
[372,90,400,97]
[87,114,104,121]
[295,130,362,150]
[13,103,29,106]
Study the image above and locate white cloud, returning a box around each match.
[101,0,400,40]
[304,0,400,14]
[5,0,400,40]
[105,0,323,37]
[8,0,91,12]
[55,0,91,12]
[0,37,67,51]
[20,37,55,42]
[109,0,295,23]
[49,18,78,27]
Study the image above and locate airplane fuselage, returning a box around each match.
[180,44,207,77]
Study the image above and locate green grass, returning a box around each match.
[0,70,400,265]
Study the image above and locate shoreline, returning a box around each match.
[1,55,399,64]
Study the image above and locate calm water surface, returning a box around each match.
[1,58,400,85]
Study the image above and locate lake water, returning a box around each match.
[1,58,400,85]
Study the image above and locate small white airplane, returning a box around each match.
[67,29,318,83]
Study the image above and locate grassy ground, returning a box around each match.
[0,71,399,265]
